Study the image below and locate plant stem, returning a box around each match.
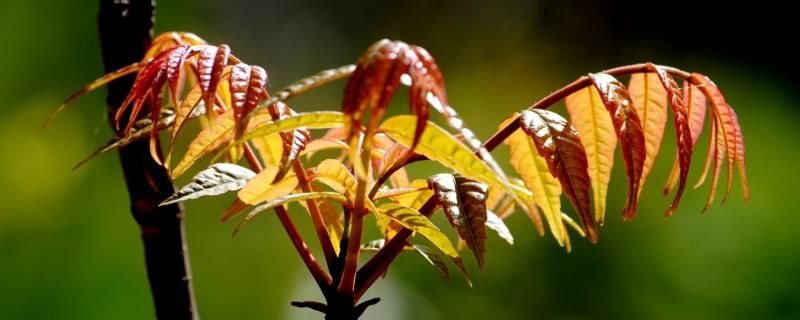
[242,144,333,291]
[293,160,338,270]
[98,1,198,318]
[354,62,693,299]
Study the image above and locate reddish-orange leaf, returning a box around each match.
[230,63,268,140]
[197,44,231,114]
[627,72,668,196]
[342,40,446,149]
[267,102,311,182]
[704,116,726,212]
[664,81,707,195]
[165,45,192,106]
[588,73,646,220]
[732,111,750,201]
[691,73,744,203]
[114,48,174,132]
[694,116,717,189]
[518,109,596,243]
[645,63,693,216]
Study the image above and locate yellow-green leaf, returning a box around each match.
[380,115,503,190]
[172,111,343,179]
[312,159,379,214]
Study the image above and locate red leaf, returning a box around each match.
[342,40,447,149]
[197,44,231,113]
[588,73,646,220]
[230,64,268,140]
[691,73,747,203]
[645,64,693,217]
[267,102,311,182]
[518,110,596,243]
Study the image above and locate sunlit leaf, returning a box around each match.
[644,64,693,216]
[312,159,379,214]
[429,174,489,271]
[691,73,748,203]
[588,73,646,220]
[628,73,668,195]
[664,81,707,195]
[220,166,298,222]
[250,133,284,167]
[161,163,255,205]
[486,211,514,245]
[518,109,596,243]
[230,64,268,140]
[267,102,311,182]
[380,116,504,190]
[197,44,230,111]
[565,86,616,225]
[504,120,566,246]
[172,111,342,179]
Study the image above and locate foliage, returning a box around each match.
[48,31,749,318]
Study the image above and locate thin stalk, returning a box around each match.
[293,160,338,269]
[354,63,693,299]
[242,144,332,291]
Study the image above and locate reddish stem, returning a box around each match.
[354,63,693,299]
[293,160,338,269]
[242,144,333,290]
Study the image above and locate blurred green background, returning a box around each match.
[2,1,797,319]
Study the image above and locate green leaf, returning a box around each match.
[161,163,255,206]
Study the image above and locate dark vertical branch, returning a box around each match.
[97,0,198,319]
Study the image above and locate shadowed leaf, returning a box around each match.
[429,173,489,271]
[234,192,348,234]
[379,203,471,285]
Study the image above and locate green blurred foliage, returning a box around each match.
[1,0,798,319]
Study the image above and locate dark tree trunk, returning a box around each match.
[97,0,198,318]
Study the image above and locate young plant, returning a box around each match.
[48,30,748,319]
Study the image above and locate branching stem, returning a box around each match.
[354,62,693,300]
